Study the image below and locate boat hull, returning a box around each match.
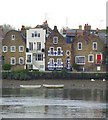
[43,84,64,88]
[20,85,41,88]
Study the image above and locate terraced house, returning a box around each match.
[26,28,46,71]
[73,24,106,72]
[45,26,72,71]
[2,30,26,70]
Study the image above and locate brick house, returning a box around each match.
[45,26,72,71]
[2,30,26,70]
[73,24,105,72]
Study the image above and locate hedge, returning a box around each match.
[2,70,107,80]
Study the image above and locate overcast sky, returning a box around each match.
[0,0,107,30]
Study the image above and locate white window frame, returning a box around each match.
[50,47,54,55]
[49,58,54,65]
[37,42,41,51]
[32,32,34,37]
[88,54,94,63]
[93,42,97,50]
[11,35,15,40]
[10,57,16,65]
[66,50,70,56]
[53,36,58,44]
[57,47,61,55]
[10,46,16,52]
[29,42,33,51]
[34,31,37,37]
[57,58,62,66]
[38,33,40,37]
[75,56,86,65]
[3,46,8,52]
[35,54,43,61]
[19,57,24,65]
[77,42,82,50]
[19,46,24,52]
[26,53,32,64]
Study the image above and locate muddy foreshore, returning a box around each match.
[2,79,107,90]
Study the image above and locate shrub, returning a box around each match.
[2,64,11,71]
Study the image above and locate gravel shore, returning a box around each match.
[2,79,107,89]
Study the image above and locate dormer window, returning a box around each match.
[78,42,82,50]
[11,35,15,40]
[53,36,58,44]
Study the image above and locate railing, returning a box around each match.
[48,51,63,56]
[48,62,63,70]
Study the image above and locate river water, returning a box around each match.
[1,86,107,119]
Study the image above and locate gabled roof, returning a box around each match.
[3,30,26,43]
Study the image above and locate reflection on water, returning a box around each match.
[1,87,107,118]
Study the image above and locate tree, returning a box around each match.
[2,24,15,34]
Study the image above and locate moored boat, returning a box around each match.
[20,85,41,88]
[43,84,64,88]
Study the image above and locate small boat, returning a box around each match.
[20,85,41,88]
[91,79,95,81]
[43,84,64,88]
[103,79,106,81]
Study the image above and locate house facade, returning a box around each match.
[26,28,46,71]
[73,24,105,72]
[45,26,72,71]
[2,30,26,70]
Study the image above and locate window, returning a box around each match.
[49,58,54,65]
[19,46,24,52]
[36,54,43,61]
[50,47,54,55]
[3,46,8,52]
[66,57,71,69]
[32,33,34,37]
[93,42,97,50]
[75,56,85,64]
[53,36,58,44]
[38,33,40,37]
[29,42,33,51]
[26,54,32,63]
[57,58,62,66]
[66,50,70,56]
[78,42,82,50]
[10,46,16,52]
[88,54,94,63]
[19,57,24,65]
[35,31,37,37]
[11,35,15,40]
[37,42,41,50]
[57,47,61,55]
[10,57,16,65]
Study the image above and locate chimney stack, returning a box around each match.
[21,25,25,31]
[84,24,91,31]
[79,25,82,30]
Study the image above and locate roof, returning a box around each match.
[3,30,26,42]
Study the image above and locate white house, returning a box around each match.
[26,28,46,71]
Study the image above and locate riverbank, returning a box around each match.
[2,79,107,89]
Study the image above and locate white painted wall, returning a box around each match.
[26,28,46,71]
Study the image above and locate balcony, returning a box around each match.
[48,51,63,56]
[48,51,56,56]
[57,51,63,56]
